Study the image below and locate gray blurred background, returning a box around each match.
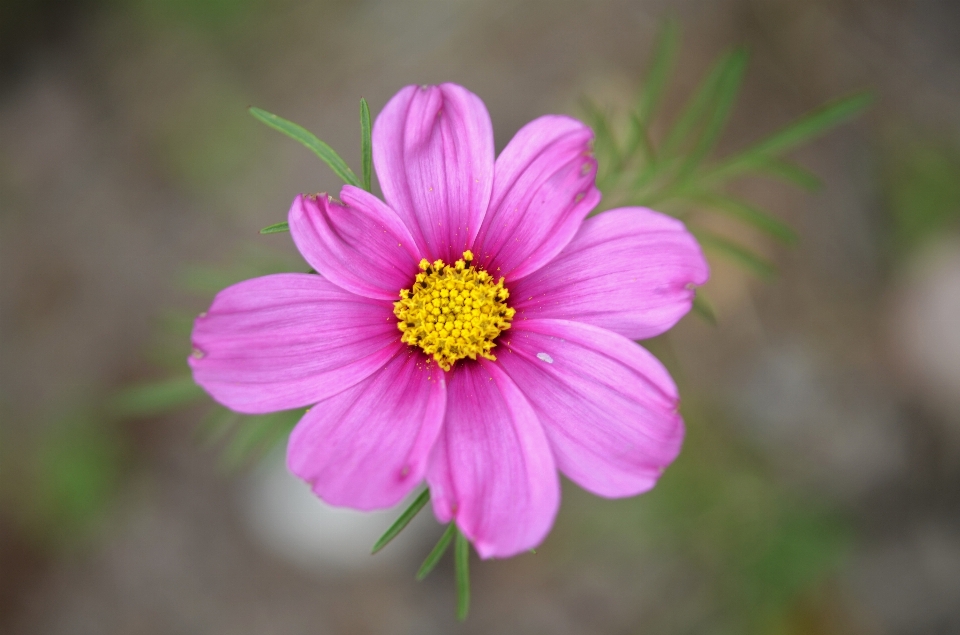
[2,0,960,633]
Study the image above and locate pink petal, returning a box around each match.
[473,115,601,280]
[190,274,401,414]
[288,189,419,301]
[511,207,709,340]
[287,350,446,510]
[372,83,494,263]
[426,360,559,558]
[498,319,683,498]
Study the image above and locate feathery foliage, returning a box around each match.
[584,21,870,310]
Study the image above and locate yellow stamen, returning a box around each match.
[394,251,515,371]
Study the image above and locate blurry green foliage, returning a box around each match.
[649,411,849,634]
[560,400,850,635]
[582,19,870,287]
[882,131,960,258]
[154,86,260,194]
[94,374,301,478]
[108,375,205,418]
[142,247,302,373]
[116,0,263,33]
[204,406,303,471]
[134,248,307,471]
[14,410,126,549]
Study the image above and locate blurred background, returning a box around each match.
[2,0,960,633]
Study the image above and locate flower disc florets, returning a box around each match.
[394,250,515,370]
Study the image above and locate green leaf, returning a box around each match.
[704,92,873,183]
[249,107,361,187]
[693,229,777,278]
[371,489,431,554]
[581,98,619,165]
[660,48,741,161]
[676,48,749,180]
[360,98,373,192]
[637,19,680,126]
[629,112,657,166]
[195,406,241,446]
[259,221,289,234]
[416,522,457,580]
[885,135,960,256]
[691,292,718,325]
[28,415,124,544]
[621,21,679,192]
[107,375,205,418]
[455,529,471,621]
[755,157,822,191]
[693,192,798,244]
[220,409,302,470]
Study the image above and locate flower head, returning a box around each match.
[394,250,515,370]
[190,83,709,558]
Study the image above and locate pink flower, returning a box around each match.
[190,84,709,558]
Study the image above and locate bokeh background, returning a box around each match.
[2,0,960,633]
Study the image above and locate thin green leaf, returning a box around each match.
[360,98,373,192]
[693,229,777,278]
[623,21,680,190]
[628,173,694,208]
[220,418,274,470]
[195,406,240,446]
[739,91,873,156]
[416,522,457,580]
[704,92,873,183]
[220,409,302,470]
[755,157,822,191]
[583,100,624,194]
[371,489,430,554]
[261,415,299,452]
[630,155,671,193]
[455,529,471,621]
[107,376,205,418]
[693,192,798,244]
[692,292,718,325]
[637,19,680,126]
[628,112,657,166]
[581,98,619,165]
[676,48,749,180]
[249,107,361,187]
[659,48,738,160]
[259,221,289,234]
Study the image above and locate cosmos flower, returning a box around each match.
[190,83,709,558]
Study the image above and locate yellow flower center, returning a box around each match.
[394,250,515,371]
